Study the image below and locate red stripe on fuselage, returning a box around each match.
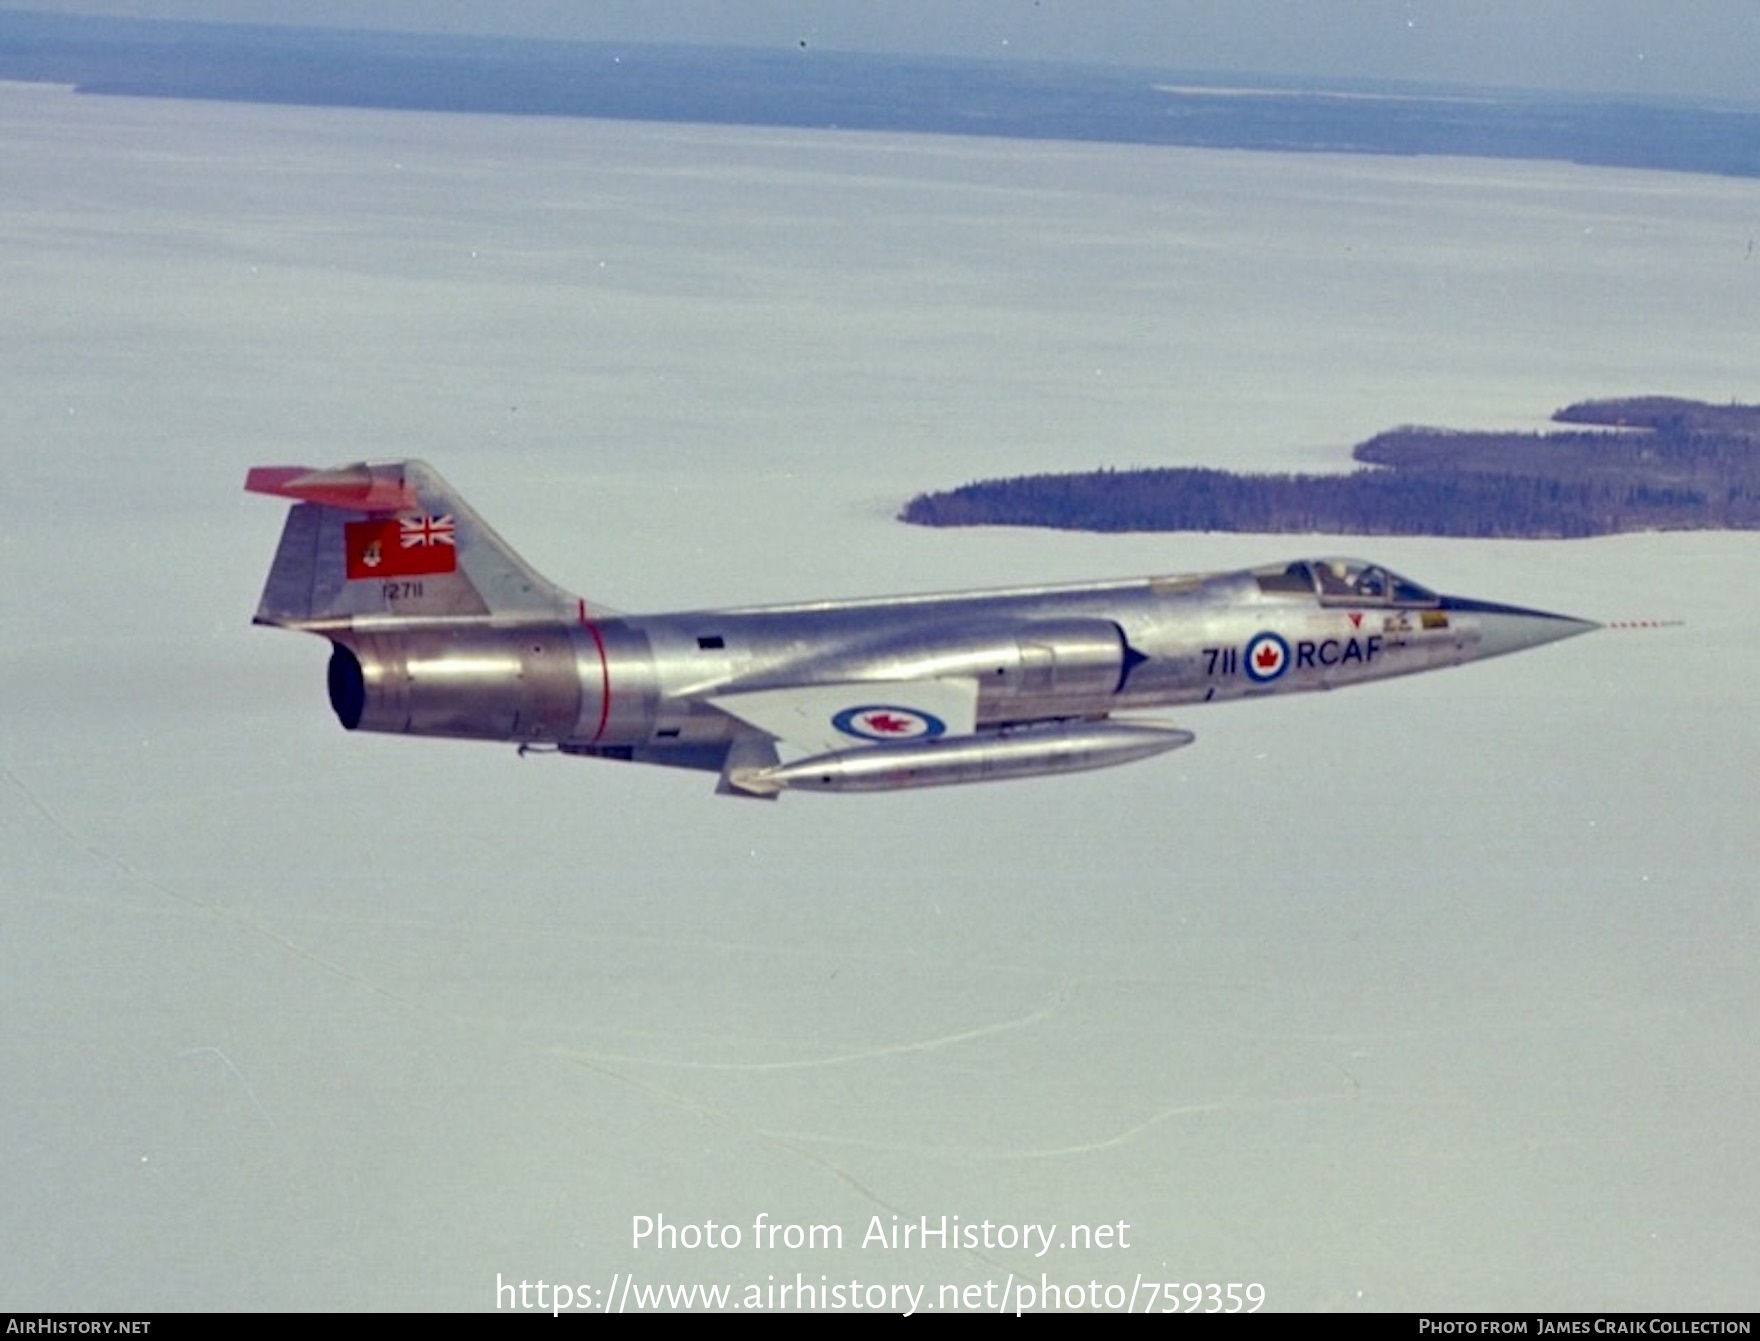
[578,599,610,743]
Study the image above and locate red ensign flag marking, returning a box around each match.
[346,516,457,580]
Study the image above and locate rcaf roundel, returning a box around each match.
[1244,631,1290,682]
[831,705,948,742]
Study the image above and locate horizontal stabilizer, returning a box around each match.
[245,463,418,513]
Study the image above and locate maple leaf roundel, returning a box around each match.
[831,705,948,742]
[1244,632,1291,683]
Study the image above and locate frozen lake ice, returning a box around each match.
[1,83,1755,1310]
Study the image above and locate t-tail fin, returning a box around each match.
[245,460,585,630]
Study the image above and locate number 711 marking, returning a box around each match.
[1202,646,1239,677]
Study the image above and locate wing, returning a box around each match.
[709,678,980,756]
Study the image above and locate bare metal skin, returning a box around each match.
[247,460,1596,798]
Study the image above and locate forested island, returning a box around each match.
[900,398,1760,539]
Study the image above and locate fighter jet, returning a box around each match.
[246,460,1596,798]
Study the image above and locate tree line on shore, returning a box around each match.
[899,398,1760,538]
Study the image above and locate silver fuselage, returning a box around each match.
[327,565,1585,753]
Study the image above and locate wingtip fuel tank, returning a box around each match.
[728,719,1197,795]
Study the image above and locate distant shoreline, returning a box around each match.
[900,398,1760,539]
[2,12,1758,178]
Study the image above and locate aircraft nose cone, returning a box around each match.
[1479,610,1599,659]
[1443,596,1599,661]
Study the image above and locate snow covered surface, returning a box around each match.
[2,85,1755,1311]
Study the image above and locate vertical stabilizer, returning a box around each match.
[245,460,582,629]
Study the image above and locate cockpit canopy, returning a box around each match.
[1253,558,1439,607]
